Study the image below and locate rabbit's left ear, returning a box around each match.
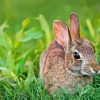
[69,13,80,42]
[53,20,71,52]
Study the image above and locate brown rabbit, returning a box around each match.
[40,13,100,94]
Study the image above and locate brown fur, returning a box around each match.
[42,40,93,93]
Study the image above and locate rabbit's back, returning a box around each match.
[43,40,66,93]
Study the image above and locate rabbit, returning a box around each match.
[39,12,100,94]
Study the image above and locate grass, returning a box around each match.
[0,13,100,100]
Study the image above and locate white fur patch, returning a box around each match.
[97,70,100,74]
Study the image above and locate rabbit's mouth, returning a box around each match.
[67,68,82,76]
[81,71,95,76]
[67,68,95,76]
[81,66,96,76]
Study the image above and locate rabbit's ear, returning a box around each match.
[69,13,80,42]
[53,20,71,52]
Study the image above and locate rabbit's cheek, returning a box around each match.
[68,60,82,70]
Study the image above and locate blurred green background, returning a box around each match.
[0,0,100,99]
[0,0,100,26]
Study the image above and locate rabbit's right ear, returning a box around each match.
[53,20,71,52]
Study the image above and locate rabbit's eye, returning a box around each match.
[73,52,80,59]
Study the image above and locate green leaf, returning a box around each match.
[0,57,6,67]
[22,18,31,30]
[37,15,51,46]
[0,33,12,50]
[6,51,15,70]
[86,19,95,38]
[19,28,43,42]
[37,15,50,33]
[0,22,9,34]
[15,50,31,73]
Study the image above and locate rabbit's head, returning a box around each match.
[53,13,100,76]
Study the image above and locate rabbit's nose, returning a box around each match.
[89,67,96,75]
[92,65,100,74]
[94,70,98,74]
[93,69,100,75]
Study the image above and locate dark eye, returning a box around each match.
[73,51,80,59]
